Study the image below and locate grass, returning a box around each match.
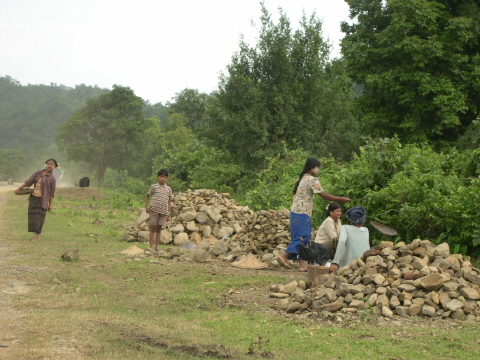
[2,189,480,359]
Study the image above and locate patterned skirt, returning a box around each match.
[28,195,46,234]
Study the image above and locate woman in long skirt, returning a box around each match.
[15,159,58,241]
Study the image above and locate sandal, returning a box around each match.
[277,256,292,269]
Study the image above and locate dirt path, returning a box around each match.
[0,184,28,359]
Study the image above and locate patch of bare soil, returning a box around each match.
[55,186,105,201]
[0,185,28,360]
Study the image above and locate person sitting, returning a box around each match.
[330,206,370,272]
[314,202,342,259]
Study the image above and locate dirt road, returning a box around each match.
[0,184,27,359]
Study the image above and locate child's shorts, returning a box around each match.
[149,211,168,227]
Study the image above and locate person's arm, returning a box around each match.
[167,197,171,220]
[48,194,54,211]
[331,226,348,272]
[144,194,150,213]
[15,182,28,194]
[318,192,350,203]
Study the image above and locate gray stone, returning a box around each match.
[395,306,409,317]
[217,226,234,239]
[422,305,436,317]
[61,249,79,261]
[319,302,343,312]
[442,281,459,292]
[170,224,185,233]
[408,304,422,316]
[433,243,450,257]
[382,306,394,317]
[195,212,209,224]
[173,232,189,246]
[178,209,197,222]
[193,249,212,262]
[446,299,464,311]
[459,287,480,300]
[211,240,228,256]
[419,273,443,291]
[450,309,466,320]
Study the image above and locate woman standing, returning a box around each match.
[277,158,350,271]
[15,159,58,241]
[314,202,343,259]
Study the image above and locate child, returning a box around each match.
[145,169,172,251]
[330,206,370,272]
[277,157,350,272]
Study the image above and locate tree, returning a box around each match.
[205,4,356,167]
[167,88,210,131]
[341,0,480,144]
[56,85,148,187]
[0,149,26,181]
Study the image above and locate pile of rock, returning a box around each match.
[121,189,291,262]
[270,239,480,321]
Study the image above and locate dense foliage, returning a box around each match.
[204,5,359,167]
[341,0,480,144]
[56,85,150,187]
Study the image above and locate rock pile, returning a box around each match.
[121,189,291,263]
[270,239,480,321]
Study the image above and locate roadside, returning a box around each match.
[0,184,27,359]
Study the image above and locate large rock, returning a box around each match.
[193,249,212,262]
[173,232,189,246]
[160,230,173,244]
[419,273,443,291]
[61,249,79,261]
[178,208,197,222]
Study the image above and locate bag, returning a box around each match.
[323,237,338,259]
[298,238,330,265]
[15,187,34,195]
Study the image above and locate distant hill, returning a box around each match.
[0,76,168,154]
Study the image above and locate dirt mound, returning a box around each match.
[55,187,105,201]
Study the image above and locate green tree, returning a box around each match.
[167,89,210,131]
[205,4,356,167]
[0,149,27,181]
[56,85,148,187]
[341,0,480,143]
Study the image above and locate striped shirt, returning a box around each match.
[147,183,172,215]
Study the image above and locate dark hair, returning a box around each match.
[45,158,58,168]
[325,202,340,217]
[292,157,321,195]
[157,169,168,177]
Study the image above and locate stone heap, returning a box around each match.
[121,189,291,258]
[270,239,480,321]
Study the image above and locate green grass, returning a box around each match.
[2,190,480,360]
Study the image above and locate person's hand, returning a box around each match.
[47,206,52,211]
[339,197,351,203]
[330,263,338,273]
[14,187,23,195]
[145,207,150,213]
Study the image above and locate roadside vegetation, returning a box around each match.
[2,189,480,359]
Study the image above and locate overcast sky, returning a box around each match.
[0,0,351,104]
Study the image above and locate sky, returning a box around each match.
[0,0,352,104]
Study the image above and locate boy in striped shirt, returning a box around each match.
[145,169,172,251]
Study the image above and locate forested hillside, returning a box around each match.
[0,76,109,152]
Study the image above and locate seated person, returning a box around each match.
[314,202,342,259]
[330,206,370,272]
